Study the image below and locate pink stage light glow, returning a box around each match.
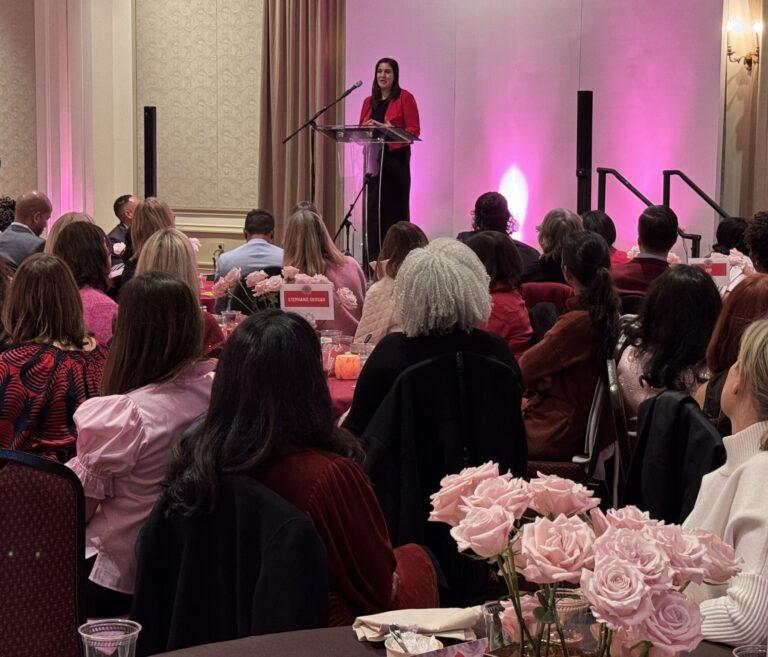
[498,166,529,236]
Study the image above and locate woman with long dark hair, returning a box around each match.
[359,57,420,260]
[519,232,620,461]
[164,310,437,625]
[618,265,722,422]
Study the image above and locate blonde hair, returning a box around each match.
[736,320,768,437]
[131,197,175,258]
[282,209,345,276]
[538,208,583,260]
[395,237,491,337]
[44,212,94,254]
[136,228,199,295]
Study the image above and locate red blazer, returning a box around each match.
[609,247,629,267]
[610,257,669,295]
[359,89,420,151]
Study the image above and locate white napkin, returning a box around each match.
[353,606,483,642]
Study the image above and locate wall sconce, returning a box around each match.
[727,19,762,71]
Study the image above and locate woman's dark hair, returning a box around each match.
[624,265,722,389]
[376,221,428,280]
[466,230,523,291]
[101,272,202,395]
[712,217,747,255]
[472,191,519,234]
[745,211,768,272]
[582,210,617,248]
[162,310,363,516]
[52,222,111,292]
[371,57,401,109]
[561,232,620,361]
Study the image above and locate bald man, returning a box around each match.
[0,191,50,268]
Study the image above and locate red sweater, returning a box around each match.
[610,256,669,295]
[359,89,420,151]
[478,287,532,359]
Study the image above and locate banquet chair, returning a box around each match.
[0,449,86,657]
[362,351,526,605]
[619,293,644,315]
[520,282,574,314]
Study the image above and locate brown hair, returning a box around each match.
[101,272,203,395]
[537,208,583,261]
[3,254,89,348]
[706,274,768,374]
[136,228,199,295]
[131,197,175,259]
[52,222,111,293]
[375,221,428,280]
[282,209,346,276]
[44,212,94,254]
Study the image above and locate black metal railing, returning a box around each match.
[596,168,653,209]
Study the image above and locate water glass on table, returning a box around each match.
[79,619,141,657]
[733,647,768,657]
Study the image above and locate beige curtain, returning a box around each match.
[258,0,345,241]
[749,0,767,213]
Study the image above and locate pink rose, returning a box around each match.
[528,472,600,517]
[633,591,703,656]
[188,237,201,252]
[627,245,640,260]
[667,252,681,266]
[336,287,358,310]
[294,273,313,284]
[264,275,283,293]
[449,504,512,558]
[246,270,268,287]
[643,525,708,586]
[594,528,673,590]
[518,514,595,584]
[112,241,126,256]
[581,555,654,629]
[500,595,540,644]
[690,529,742,583]
[282,266,300,280]
[590,506,662,537]
[429,462,499,526]
[461,476,532,522]
[224,267,242,285]
[212,279,231,299]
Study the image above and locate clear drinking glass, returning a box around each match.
[221,310,238,325]
[352,341,375,366]
[79,619,141,657]
[733,647,768,657]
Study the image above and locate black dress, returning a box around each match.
[366,98,411,261]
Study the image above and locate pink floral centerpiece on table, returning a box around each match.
[429,466,741,657]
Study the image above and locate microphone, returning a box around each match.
[338,80,363,101]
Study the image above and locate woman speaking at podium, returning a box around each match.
[359,57,420,260]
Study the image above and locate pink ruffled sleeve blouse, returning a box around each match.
[318,256,366,335]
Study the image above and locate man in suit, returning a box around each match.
[611,205,678,294]
[107,194,138,266]
[0,190,50,268]
[215,209,283,280]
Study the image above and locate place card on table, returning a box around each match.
[280,283,335,320]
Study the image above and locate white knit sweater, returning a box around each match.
[353,276,401,344]
[683,421,768,646]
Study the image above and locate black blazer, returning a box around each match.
[130,475,328,656]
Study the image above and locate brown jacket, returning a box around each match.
[518,301,601,460]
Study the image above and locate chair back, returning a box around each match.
[0,449,85,657]
[619,293,644,315]
[520,282,574,314]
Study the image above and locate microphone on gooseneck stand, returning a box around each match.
[337,80,363,101]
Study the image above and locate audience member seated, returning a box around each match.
[0,254,107,461]
[354,221,427,344]
[520,208,583,284]
[683,318,768,646]
[456,191,540,269]
[121,197,175,286]
[108,195,138,267]
[519,232,619,461]
[136,228,224,356]
[611,205,678,294]
[53,222,118,344]
[617,265,721,423]
[43,211,94,254]
[67,272,215,618]
[344,238,515,437]
[0,190,50,268]
[694,275,768,436]
[215,209,283,280]
[745,210,768,274]
[283,209,365,334]
[466,230,532,358]
[0,195,15,231]
[582,209,628,267]
[163,310,438,625]
[711,216,748,255]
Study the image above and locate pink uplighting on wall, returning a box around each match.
[499,166,529,235]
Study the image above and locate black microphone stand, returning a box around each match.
[283,84,361,205]
[333,173,372,256]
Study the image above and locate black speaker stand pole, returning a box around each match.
[334,174,371,257]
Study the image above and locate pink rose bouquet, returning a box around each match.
[528,472,600,517]
[518,514,595,584]
[428,461,499,526]
[450,505,513,558]
[336,287,358,310]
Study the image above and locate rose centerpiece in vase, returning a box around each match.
[429,465,741,657]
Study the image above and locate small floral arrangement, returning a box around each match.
[113,242,126,256]
[626,246,680,266]
[430,465,741,657]
[188,237,201,253]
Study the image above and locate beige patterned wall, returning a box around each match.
[0,0,37,198]
[135,0,263,211]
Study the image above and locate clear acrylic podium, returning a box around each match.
[316,124,419,277]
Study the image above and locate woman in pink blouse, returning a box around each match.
[282,209,366,334]
[52,221,117,344]
[67,272,215,617]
